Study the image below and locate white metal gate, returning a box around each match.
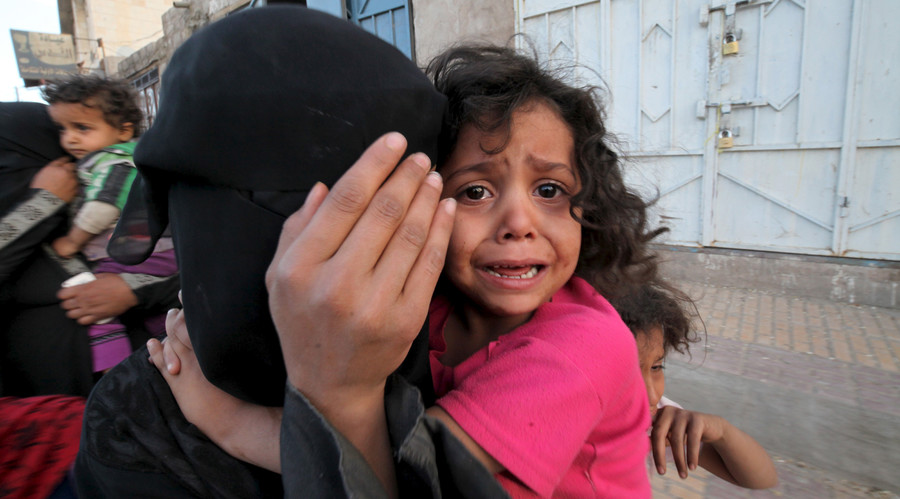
[516,0,899,260]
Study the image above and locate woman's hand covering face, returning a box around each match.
[265,132,454,405]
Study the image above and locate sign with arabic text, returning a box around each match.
[10,29,78,81]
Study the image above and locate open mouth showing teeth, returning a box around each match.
[484,265,542,279]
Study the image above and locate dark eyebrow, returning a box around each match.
[444,156,576,184]
[530,157,575,175]
[443,161,494,183]
[528,155,577,184]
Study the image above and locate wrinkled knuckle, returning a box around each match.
[330,182,368,215]
[372,195,405,227]
[397,223,427,249]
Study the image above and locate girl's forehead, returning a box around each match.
[447,102,576,168]
[638,326,666,353]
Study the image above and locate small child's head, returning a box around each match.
[42,74,142,159]
[612,282,700,416]
[427,45,662,320]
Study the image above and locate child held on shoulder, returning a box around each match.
[150,44,664,497]
[612,282,778,489]
[420,44,670,498]
[43,75,177,373]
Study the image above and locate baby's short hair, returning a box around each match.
[611,281,701,356]
[42,74,143,136]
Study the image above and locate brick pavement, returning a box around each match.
[648,282,900,498]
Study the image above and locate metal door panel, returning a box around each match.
[670,1,711,153]
[844,147,900,260]
[714,149,839,253]
[516,0,899,260]
[856,2,900,142]
[798,1,851,144]
[755,99,799,146]
[640,1,673,151]
[607,0,640,142]
[626,154,705,244]
[573,2,604,86]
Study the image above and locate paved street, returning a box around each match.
[649,282,900,498]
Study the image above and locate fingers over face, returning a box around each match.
[289,133,414,267]
[267,182,329,290]
[392,195,455,311]
[338,151,432,271]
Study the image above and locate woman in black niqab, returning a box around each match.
[73,5,506,498]
[0,101,96,397]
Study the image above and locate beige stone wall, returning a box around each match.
[117,0,246,79]
[411,0,515,67]
[60,0,172,75]
[90,0,172,57]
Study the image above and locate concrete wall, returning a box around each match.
[411,0,515,67]
[657,245,900,309]
[117,0,246,79]
[59,0,172,75]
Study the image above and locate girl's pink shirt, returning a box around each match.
[429,277,652,498]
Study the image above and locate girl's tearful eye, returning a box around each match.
[536,183,562,199]
[464,185,488,200]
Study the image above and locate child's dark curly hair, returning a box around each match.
[427,44,665,299]
[42,74,144,137]
[611,281,702,356]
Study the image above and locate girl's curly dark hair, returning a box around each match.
[610,281,702,356]
[427,44,665,299]
[42,74,144,137]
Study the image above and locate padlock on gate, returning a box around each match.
[723,33,740,55]
[718,129,734,149]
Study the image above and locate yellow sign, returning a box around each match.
[10,29,78,80]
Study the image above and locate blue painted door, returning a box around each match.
[347,0,413,59]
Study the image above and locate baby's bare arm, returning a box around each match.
[53,226,94,258]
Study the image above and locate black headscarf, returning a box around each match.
[0,102,68,217]
[109,5,447,405]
